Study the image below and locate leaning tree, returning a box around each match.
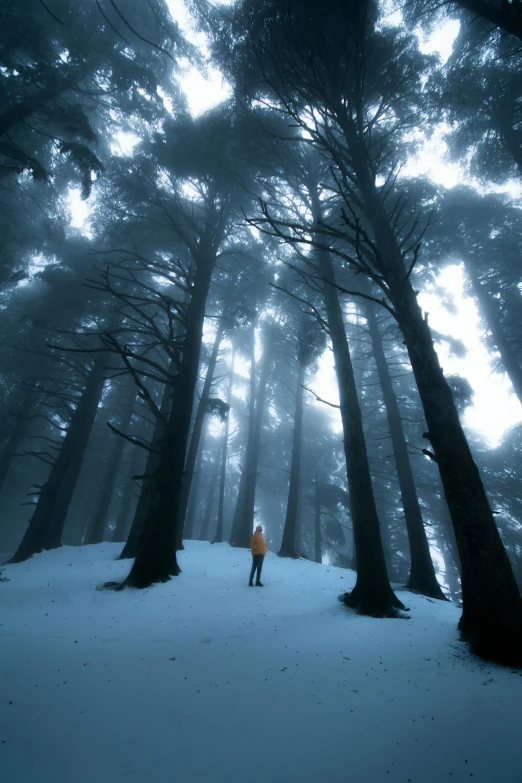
[208,0,522,662]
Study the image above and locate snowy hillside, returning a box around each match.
[1,542,520,783]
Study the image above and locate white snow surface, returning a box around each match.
[0,542,521,783]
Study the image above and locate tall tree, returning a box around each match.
[214,0,522,662]
[361,291,446,599]
[86,380,137,545]
[213,346,235,544]
[9,356,106,562]
[230,319,275,548]
[279,316,325,558]
[98,108,259,587]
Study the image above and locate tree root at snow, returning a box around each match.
[406,585,450,602]
[458,614,522,668]
[339,590,410,619]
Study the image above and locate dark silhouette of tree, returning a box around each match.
[359,287,447,599]
[209,0,522,661]
[230,317,276,548]
[407,0,522,43]
[213,346,235,544]
[279,314,326,557]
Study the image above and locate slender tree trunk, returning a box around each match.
[121,243,217,588]
[0,389,39,499]
[112,445,145,543]
[434,479,462,578]
[466,261,522,405]
[233,325,273,548]
[351,143,522,661]
[177,317,226,548]
[9,360,106,562]
[440,536,461,601]
[363,295,446,599]
[310,229,404,615]
[87,389,136,545]
[229,322,257,544]
[314,473,322,564]
[279,359,306,557]
[214,347,235,544]
[183,414,209,540]
[198,447,220,541]
[118,380,173,559]
[229,468,247,544]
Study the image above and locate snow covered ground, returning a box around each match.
[0,542,520,783]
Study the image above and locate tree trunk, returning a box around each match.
[434,478,462,579]
[111,445,145,543]
[229,468,247,544]
[316,244,404,615]
[363,295,446,599]
[0,389,39,499]
[87,389,136,545]
[9,360,106,562]
[232,325,273,548]
[229,322,257,544]
[121,244,216,588]
[314,473,322,564]
[118,379,173,559]
[279,358,305,557]
[177,317,226,548]
[352,147,522,662]
[466,261,522,405]
[183,414,209,540]
[214,347,235,544]
[304,165,403,613]
[198,446,220,541]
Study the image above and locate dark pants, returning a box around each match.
[249,554,265,584]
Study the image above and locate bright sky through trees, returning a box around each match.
[63,1,522,448]
[105,0,521,448]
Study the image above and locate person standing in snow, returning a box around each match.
[249,525,268,586]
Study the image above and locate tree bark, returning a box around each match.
[231,324,273,548]
[278,358,305,557]
[213,347,235,544]
[118,378,173,559]
[198,446,220,541]
[183,414,209,541]
[120,244,217,588]
[87,388,136,545]
[316,244,404,615]
[314,472,322,564]
[229,468,247,544]
[229,322,257,544]
[350,144,522,661]
[0,389,39,499]
[363,295,446,599]
[9,360,106,562]
[177,317,226,548]
[111,444,144,543]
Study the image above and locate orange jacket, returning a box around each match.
[250,531,268,556]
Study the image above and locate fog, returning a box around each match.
[1,3,522,778]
